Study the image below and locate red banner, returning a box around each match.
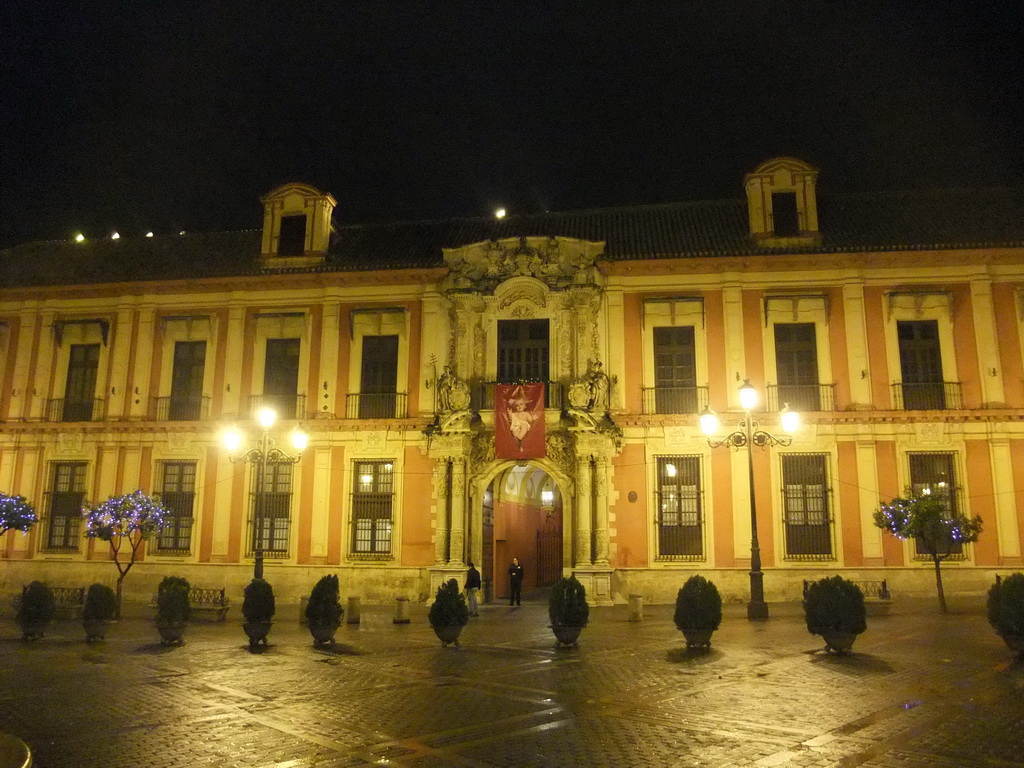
[495,383,546,459]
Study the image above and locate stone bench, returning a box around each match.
[13,585,84,621]
[803,579,892,616]
[151,587,230,622]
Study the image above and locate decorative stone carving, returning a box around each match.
[56,432,85,455]
[545,432,575,475]
[437,365,471,413]
[470,430,496,472]
[434,528,449,564]
[449,529,465,564]
[442,236,604,294]
[497,279,548,311]
[594,530,610,563]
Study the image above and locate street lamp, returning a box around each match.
[223,406,308,579]
[700,380,798,620]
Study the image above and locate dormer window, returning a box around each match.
[745,157,821,247]
[278,215,307,256]
[771,192,799,237]
[260,183,337,269]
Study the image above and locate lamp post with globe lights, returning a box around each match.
[700,380,799,620]
[223,406,308,580]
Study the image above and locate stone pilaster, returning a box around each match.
[449,458,466,566]
[574,456,593,566]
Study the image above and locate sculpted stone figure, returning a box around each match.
[437,365,471,413]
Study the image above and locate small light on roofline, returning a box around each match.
[74,233,86,243]
[178,230,186,236]
[495,208,506,219]
[111,232,120,240]
[146,231,154,238]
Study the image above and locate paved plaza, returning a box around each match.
[1,594,1022,768]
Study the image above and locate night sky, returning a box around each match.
[3,1,1023,248]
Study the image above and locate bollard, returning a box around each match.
[627,594,643,622]
[347,596,361,624]
[299,596,309,625]
[393,596,410,624]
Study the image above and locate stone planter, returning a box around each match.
[431,624,463,647]
[813,629,860,655]
[156,621,187,645]
[17,620,49,641]
[551,624,584,647]
[309,620,339,646]
[999,633,1024,658]
[83,619,116,643]
[243,620,272,648]
[680,628,715,650]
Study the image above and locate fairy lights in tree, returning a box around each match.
[0,493,37,535]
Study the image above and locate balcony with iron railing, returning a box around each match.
[471,381,564,411]
[642,386,709,415]
[249,394,306,420]
[892,381,962,410]
[345,392,408,419]
[766,383,836,412]
[45,398,106,423]
[154,396,211,421]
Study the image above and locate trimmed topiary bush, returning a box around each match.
[549,575,589,628]
[242,578,276,623]
[156,576,191,625]
[428,579,469,629]
[987,573,1024,653]
[305,574,343,627]
[674,575,722,632]
[804,576,866,654]
[17,581,55,639]
[83,583,117,623]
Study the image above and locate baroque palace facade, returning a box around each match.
[2,157,1024,607]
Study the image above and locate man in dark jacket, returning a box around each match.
[465,562,481,616]
[508,557,524,606]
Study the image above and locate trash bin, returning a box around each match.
[347,596,361,624]
[394,596,410,624]
[628,594,643,622]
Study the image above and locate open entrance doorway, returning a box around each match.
[482,464,563,603]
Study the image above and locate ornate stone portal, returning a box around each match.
[426,236,621,604]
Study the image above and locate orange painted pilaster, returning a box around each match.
[226,452,247,564]
[611,443,647,567]
[711,449,735,567]
[1010,439,1024,559]
[951,285,982,409]
[827,288,852,409]
[753,446,774,566]
[622,293,643,415]
[407,300,423,414]
[863,287,891,408]
[115,447,126,493]
[297,445,317,563]
[326,445,346,564]
[705,291,728,412]
[238,309,257,408]
[210,307,230,416]
[336,306,353,404]
[992,284,1024,408]
[0,317,21,419]
[120,310,141,416]
[401,445,434,567]
[836,441,863,566]
[965,440,999,566]
[874,441,904,565]
[304,304,323,421]
[742,290,765,388]
[199,446,219,562]
[25,315,44,420]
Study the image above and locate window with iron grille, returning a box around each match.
[781,453,833,560]
[497,319,549,383]
[156,461,196,553]
[351,460,394,557]
[908,452,963,557]
[655,456,703,560]
[249,461,292,557]
[44,461,87,550]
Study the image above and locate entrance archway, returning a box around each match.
[481,463,564,602]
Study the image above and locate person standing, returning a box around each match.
[508,557,524,606]
[465,561,481,616]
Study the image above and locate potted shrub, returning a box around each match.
[803,575,867,654]
[82,583,118,642]
[428,578,469,646]
[673,574,722,650]
[17,581,55,641]
[305,574,343,646]
[242,578,276,648]
[987,573,1024,657]
[548,575,589,646]
[155,576,191,645]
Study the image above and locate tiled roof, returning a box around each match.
[3,188,1024,288]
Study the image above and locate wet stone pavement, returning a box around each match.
[0,596,1022,768]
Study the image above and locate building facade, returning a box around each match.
[2,158,1024,606]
